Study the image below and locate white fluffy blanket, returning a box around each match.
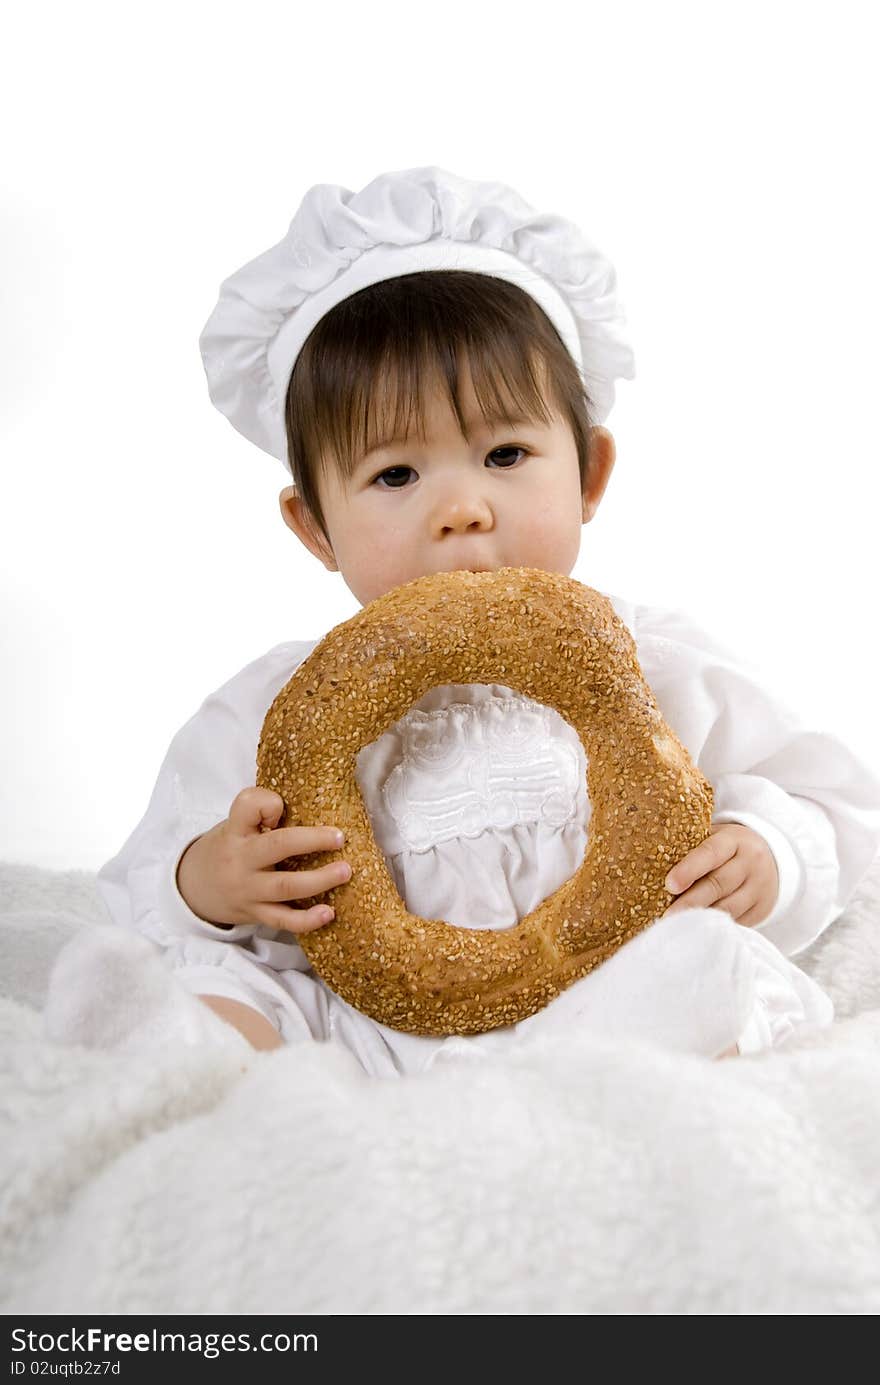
[2,856,880,1315]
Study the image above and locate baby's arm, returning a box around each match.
[198,994,284,1050]
[94,641,338,1049]
[174,783,351,1049]
[634,600,880,956]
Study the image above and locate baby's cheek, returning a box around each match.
[351,546,416,606]
[516,510,581,572]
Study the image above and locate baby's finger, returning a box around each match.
[665,826,737,894]
[711,882,760,925]
[252,901,336,935]
[662,856,744,916]
[253,823,345,866]
[261,861,352,903]
[229,786,285,835]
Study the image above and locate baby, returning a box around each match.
[94,167,880,1070]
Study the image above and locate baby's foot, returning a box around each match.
[733,926,834,1054]
[44,924,251,1057]
[510,907,758,1060]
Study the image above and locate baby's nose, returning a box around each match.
[432,491,493,537]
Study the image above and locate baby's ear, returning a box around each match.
[582,426,616,522]
[278,485,338,571]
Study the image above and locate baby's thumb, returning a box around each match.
[229,786,285,835]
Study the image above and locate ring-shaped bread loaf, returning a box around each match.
[256,567,713,1036]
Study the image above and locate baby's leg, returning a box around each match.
[197,993,283,1051]
[733,926,834,1055]
[507,909,757,1060]
[45,924,254,1057]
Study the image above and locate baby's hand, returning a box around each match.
[176,787,351,933]
[661,823,778,928]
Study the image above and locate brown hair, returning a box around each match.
[284,270,595,545]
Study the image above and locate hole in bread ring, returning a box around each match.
[256,568,714,1036]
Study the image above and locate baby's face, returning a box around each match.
[282,362,612,608]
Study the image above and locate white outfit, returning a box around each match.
[95,592,880,1073]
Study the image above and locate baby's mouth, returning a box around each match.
[434,562,500,576]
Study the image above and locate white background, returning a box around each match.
[3,0,878,869]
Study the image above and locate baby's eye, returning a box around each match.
[371,447,529,489]
[487,446,528,468]
[372,465,415,489]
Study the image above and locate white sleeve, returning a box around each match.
[632,602,880,957]
[94,639,326,1035]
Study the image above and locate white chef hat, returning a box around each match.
[198,165,635,476]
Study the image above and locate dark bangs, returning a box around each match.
[284,270,595,544]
